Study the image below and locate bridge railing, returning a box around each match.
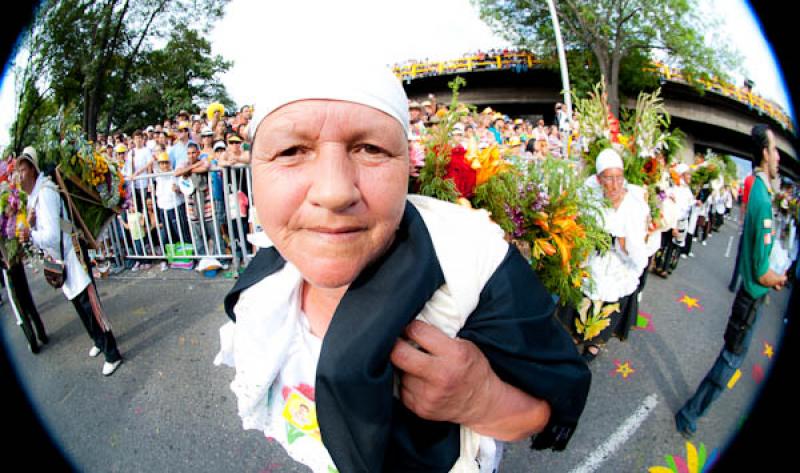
[648,62,794,134]
[394,52,795,135]
[394,51,543,81]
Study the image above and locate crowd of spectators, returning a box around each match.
[406,92,584,168]
[92,105,255,275]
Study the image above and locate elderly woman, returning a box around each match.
[570,149,650,361]
[214,62,590,473]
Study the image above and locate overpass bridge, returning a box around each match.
[396,52,799,178]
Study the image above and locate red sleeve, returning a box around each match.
[742,175,755,204]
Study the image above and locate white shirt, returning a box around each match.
[28,175,91,300]
[155,173,182,210]
[582,182,649,302]
[125,146,153,189]
[215,196,509,473]
[263,310,337,473]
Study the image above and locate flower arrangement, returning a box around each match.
[472,158,611,309]
[38,110,128,246]
[416,76,472,202]
[0,157,31,265]
[575,298,620,341]
[575,82,682,224]
[414,80,611,309]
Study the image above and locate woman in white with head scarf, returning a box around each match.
[214,58,590,472]
[570,149,650,361]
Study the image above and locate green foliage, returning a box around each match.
[472,170,517,233]
[719,154,739,185]
[110,24,233,133]
[621,88,671,159]
[10,0,232,141]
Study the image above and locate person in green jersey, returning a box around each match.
[675,124,788,438]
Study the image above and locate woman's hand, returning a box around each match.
[390,320,550,441]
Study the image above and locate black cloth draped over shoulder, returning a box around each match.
[224,202,591,473]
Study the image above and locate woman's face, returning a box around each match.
[251,100,409,289]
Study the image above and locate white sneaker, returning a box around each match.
[702,241,707,246]
[689,252,695,258]
[102,359,123,376]
[681,254,687,259]
[160,262,168,272]
[131,262,141,272]
[89,346,102,357]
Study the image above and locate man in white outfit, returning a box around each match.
[17,147,123,376]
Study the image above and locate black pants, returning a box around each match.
[682,231,694,255]
[723,288,764,355]
[656,232,681,274]
[697,216,710,242]
[6,263,48,347]
[71,286,121,363]
[72,239,121,363]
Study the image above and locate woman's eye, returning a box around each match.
[355,144,390,158]
[278,146,305,157]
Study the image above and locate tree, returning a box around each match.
[108,25,234,134]
[474,0,740,115]
[15,0,230,140]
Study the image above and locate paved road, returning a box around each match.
[1,214,793,472]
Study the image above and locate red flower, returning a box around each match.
[445,145,476,198]
[607,110,620,144]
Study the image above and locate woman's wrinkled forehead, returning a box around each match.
[252,100,408,158]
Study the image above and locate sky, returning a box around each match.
[0,0,793,146]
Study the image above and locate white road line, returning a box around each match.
[568,394,659,473]
[725,235,734,258]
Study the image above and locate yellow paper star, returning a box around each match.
[616,361,635,379]
[763,342,774,359]
[678,294,702,311]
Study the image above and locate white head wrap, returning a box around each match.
[248,58,409,142]
[595,148,624,175]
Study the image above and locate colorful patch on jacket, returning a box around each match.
[282,384,321,443]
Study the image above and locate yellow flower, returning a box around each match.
[473,145,510,186]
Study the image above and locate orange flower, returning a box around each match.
[474,146,510,186]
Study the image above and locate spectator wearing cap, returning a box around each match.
[177,109,191,124]
[169,121,192,170]
[199,126,215,158]
[221,134,250,166]
[113,144,128,171]
[176,141,215,257]
[207,140,229,251]
[408,101,423,125]
[153,151,187,265]
[145,126,158,152]
[421,99,434,122]
[222,134,251,257]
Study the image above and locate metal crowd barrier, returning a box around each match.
[92,164,258,275]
